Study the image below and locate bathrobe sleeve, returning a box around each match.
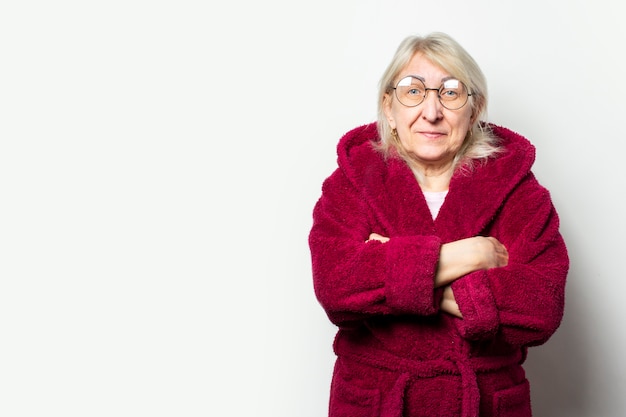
[451,173,569,347]
[309,168,443,327]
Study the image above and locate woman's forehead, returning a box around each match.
[399,52,451,82]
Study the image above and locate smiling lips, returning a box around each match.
[419,131,446,139]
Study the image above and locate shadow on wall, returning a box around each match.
[524,236,591,417]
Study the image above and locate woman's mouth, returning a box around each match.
[419,131,445,139]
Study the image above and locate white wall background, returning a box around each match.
[1,1,624,416]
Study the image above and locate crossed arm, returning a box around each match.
[367,233,509,318]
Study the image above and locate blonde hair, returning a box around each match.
[376,32,501,171]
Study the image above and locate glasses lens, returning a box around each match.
[439,79,469,110]
[394,76,425,107]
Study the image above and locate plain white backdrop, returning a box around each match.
[1,1,624,416]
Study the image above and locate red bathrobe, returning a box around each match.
[309,122,569,417]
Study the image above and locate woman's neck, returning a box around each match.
[412,164,454,192]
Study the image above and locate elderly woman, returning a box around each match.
[309,32,569,417]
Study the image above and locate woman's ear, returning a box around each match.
[469,111,478,126]
[468,95,483,125]
[383,93,396,129]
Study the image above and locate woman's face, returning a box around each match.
[383,53,473,173]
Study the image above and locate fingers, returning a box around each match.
[440,285,463,318]
[367,233,390,243]
[484,237,509,268]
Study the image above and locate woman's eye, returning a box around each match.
[441,89,458,97]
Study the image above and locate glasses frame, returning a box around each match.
[392,76,472,110]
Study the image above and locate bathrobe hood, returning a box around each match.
[334,122,536,242]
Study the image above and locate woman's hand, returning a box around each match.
[479,236,509,269]
[366,233,390,243]
[440,285,462,318]
[435,236,508,287]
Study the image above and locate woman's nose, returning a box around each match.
[421,90,443,121]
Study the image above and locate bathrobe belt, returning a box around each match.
[334,336,523,417]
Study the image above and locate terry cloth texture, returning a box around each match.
[309,122,569,417]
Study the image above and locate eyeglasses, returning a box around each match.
[392,76,472,110]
